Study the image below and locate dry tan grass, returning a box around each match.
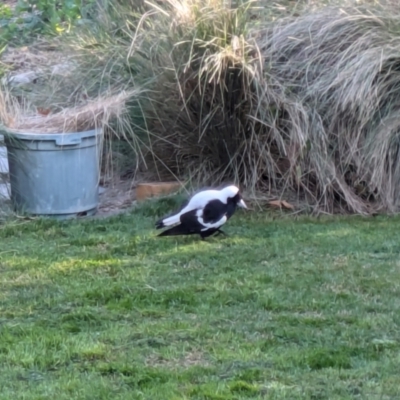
[0,45,68,76]
[0,89,140,134]
[119,0,400,214]
[0,87,16,129]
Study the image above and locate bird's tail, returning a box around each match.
[157,224,195,237]
[155,214,181,229]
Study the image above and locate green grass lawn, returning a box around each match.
[1,197,400,399]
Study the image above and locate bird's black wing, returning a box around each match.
[157,223,199,237]
[158,209,204,237]
[179,209,205,232]
[201,199,227,223]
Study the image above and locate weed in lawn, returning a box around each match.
[1,198,400,398]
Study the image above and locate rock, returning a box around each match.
[5,71,38,86]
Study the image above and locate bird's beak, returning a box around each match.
[238,199,248,209]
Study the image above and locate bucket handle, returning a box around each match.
[55,136,82,146]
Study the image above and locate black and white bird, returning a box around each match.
[155,185,247,239]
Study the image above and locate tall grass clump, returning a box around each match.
[254,5,400,213]
[126,0,271,187]
[122,1,400,214]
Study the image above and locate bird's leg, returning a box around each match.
[214,229,228,236]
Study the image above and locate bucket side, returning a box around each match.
[6,130,102,216]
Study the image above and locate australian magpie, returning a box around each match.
[155,185,247,239]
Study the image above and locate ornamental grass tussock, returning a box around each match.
[124,0,400,214]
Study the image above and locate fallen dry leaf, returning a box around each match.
[268,200,295,210]
[37,107,51,116]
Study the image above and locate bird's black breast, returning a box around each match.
[225,199,237,219]
[202,199,229,223]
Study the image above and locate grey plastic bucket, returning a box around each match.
[5,129,102,219]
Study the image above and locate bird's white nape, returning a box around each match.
[219,185,240,200]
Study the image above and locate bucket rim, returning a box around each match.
[2,128,102,142]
